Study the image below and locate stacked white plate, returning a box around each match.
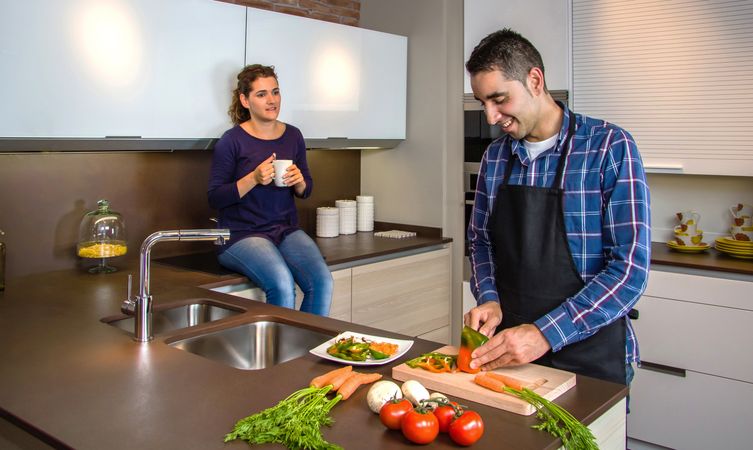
[316,207,339,238]
[336,200,357,235]
[356,195,374,232]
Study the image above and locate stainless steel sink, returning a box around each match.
[106,300,243,335]
[168,320,332,370]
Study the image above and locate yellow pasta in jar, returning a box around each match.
[77,242,128,258]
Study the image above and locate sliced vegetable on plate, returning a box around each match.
[309,331,413,366]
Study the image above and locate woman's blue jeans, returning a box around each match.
[218,230,333,316]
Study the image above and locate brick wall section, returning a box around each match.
[219,0,360,26]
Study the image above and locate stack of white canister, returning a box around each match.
[315,207,339,238]
[356,195,374,232]
[336,200,357,235]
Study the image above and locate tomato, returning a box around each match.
[379,398,413,430]
[448,410,484,446]
[433,403,461,433]
[401,409,439,445]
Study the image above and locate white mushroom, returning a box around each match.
[401,380,430,406]
[427,392,449,410]
[366,380,402,414]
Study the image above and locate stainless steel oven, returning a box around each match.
[464,162,480,257]
[464,95,498,256]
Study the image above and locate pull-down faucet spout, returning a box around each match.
[121,229,230,342]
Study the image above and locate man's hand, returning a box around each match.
[464,301,502,338]
[470,324,551,370]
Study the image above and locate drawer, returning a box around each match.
[634,295,753,383]
[645,270,753,311]
[628,366,753,450]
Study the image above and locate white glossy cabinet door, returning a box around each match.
[246,8,407,140]
[0,0,245,139]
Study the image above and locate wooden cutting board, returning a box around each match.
[392,346,576,416]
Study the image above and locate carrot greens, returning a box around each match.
[503,387,598,450]
[224,385,342,450]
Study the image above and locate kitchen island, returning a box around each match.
[0,244,626,449]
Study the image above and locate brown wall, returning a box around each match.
[219,0,360,25]
[0,150,359,279]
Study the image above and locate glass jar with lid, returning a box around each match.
[77,200,127,273]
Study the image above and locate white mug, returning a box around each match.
[272,159,293,187]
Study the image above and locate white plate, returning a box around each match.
[309,331,414,366]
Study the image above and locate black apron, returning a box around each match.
[489,110,627,385]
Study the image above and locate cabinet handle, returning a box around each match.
[643,163,683,174]
[640,360,686,377]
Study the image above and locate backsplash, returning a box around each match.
[648,173,753,244]
[0,149,359,279]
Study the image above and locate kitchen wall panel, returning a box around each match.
[359,0,464,344]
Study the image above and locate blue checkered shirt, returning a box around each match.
[468,105,651,364]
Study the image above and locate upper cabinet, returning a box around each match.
[1,1,407,151]
[463,0,569,93]
[0,0,245,149]
[246,8,407,148]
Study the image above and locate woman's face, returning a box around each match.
[240,76,280,122]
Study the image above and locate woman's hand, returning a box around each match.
[253,154,276,185]
[283,163,307,196]
[236,154,275,198]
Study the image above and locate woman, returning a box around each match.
[208,64,333,316]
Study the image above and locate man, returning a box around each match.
[465,29,650,386]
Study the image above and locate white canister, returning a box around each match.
[316,207,339,238]
[356,195,374,232]
[336,199,357,235]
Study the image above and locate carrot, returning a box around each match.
[482,372,526,391]
[336,372,383,400]
[473,373,507,393]
[330,370,358,390]
[309,365,353,388]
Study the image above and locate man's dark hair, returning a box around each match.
[466,28,547,91]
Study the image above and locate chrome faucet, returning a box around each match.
[122,229,230,342]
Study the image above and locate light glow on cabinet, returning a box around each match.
[71,0,143,88]
[309,40,360,111]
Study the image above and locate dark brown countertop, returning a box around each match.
[153,223,453,278]
[0,257,626,449]
[651,241,753,276]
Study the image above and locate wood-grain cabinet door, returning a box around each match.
[329,268,352,322]
[351,247,451,336]
[294,268,351,321]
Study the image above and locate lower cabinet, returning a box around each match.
[627,269,753,449]
[629,366,753,450]
[293,267,352,322]
[351,246,451,340]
